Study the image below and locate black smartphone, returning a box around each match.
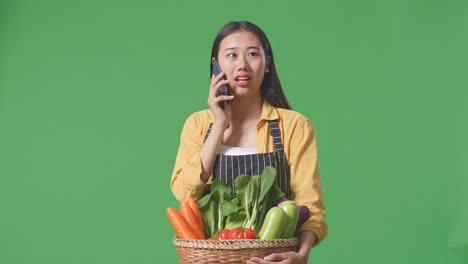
[212,58,231,109]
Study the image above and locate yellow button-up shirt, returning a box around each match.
[170,101,328,245]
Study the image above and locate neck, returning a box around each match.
[229,94,263,123]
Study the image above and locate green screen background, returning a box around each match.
[1,0,466,263]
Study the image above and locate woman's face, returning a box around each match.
[216,30,268,98]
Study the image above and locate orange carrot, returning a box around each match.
[166,207,198,239]
[187,197,204,232]
[180,201,205,239]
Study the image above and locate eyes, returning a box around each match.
[226,52,259,58]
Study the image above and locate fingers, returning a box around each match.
[246,257,263,264]
[263,253,287,262]
[208,72,234,110]
[210,72,230,97]
[247,253,288,264]
[211,72,226,84]
[207,95,234,111]
[216,95,234,102]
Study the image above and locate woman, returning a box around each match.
[170,21,327,263]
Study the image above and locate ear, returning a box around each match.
[211,57,216,65]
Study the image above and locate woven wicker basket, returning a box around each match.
[173,237,298,264]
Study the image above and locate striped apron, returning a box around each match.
[204,120,293,199]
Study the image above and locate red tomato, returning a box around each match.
[227,228,256,239]
[217,229,230,240]
[242,228,256,239]
[228,228,243,239]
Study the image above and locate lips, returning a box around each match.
[235,75,251,87]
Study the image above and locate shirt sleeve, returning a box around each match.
[170,114,210,202]
[288,118,328,246]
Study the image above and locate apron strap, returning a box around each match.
[268,120,284,151]
[203,123,213,143]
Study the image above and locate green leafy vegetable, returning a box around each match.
[237,167,285,233]
[198,166,285,238]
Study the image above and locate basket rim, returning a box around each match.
[173,237,298,250]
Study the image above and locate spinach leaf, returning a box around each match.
[211,178,231,201]
[198,179,245,238]
[259,166,277,201]
[234,166,285,234]
[198,191,219,238]
[198,166,285,237]
[224,213,245,230]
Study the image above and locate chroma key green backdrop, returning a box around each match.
[0,0,466,263]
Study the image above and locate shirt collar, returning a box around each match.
[207,100,279,123]
[260,100,279,121]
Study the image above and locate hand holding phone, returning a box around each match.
[212,59,231,109]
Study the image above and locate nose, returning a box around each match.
[236,55,248,71]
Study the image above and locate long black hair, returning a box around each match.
[210,21,292,110]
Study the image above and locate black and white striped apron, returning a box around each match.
[204,120,293,199]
